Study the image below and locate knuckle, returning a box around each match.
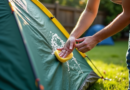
[84,42,87,45]
[88,46,91,50]
[86,46,91,50]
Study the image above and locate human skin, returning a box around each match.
[58,0,130,57]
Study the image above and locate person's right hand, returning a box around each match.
[75,36,99,53]
[57,36,76,58]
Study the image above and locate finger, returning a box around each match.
[75,42,86,49]
[59,50,65,57]
[76,38,85,42]
[57,48,64,56]
[78,44,91,53]
[78,46,88,53]
[59,49,66,57]
[63,51,70,58]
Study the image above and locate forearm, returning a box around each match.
[70,10,97,38]
[93,12,130,42]
[69,0,100,39]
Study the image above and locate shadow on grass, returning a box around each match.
[87,82,105,90]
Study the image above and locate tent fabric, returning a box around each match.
[84,24,114,45]
[0,0,38,90]
[0,0,99,90]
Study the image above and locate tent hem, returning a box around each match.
[78,71,100,90]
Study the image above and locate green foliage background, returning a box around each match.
[39,0,129,40]
[99,0,129,40]
[39,0,87,8]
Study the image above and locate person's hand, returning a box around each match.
[57,36,76,58]
[75,36,99,53]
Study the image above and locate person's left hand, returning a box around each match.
[57,36,76,58]
[75,36,99,53]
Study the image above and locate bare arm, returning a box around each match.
[76,0,130,53]
[93,0,130,42]
[70,0,100,38]
[58,0,100,58]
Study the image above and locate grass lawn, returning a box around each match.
[85,41,129,90]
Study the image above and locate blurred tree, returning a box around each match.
[39,0,56,4]
[99,0,122,25]
[39,0,87,8]
[58,0,87,8]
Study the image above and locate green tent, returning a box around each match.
[0,0,99,90]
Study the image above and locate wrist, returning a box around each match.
[92,35,102,44]
[69,35,76,39]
